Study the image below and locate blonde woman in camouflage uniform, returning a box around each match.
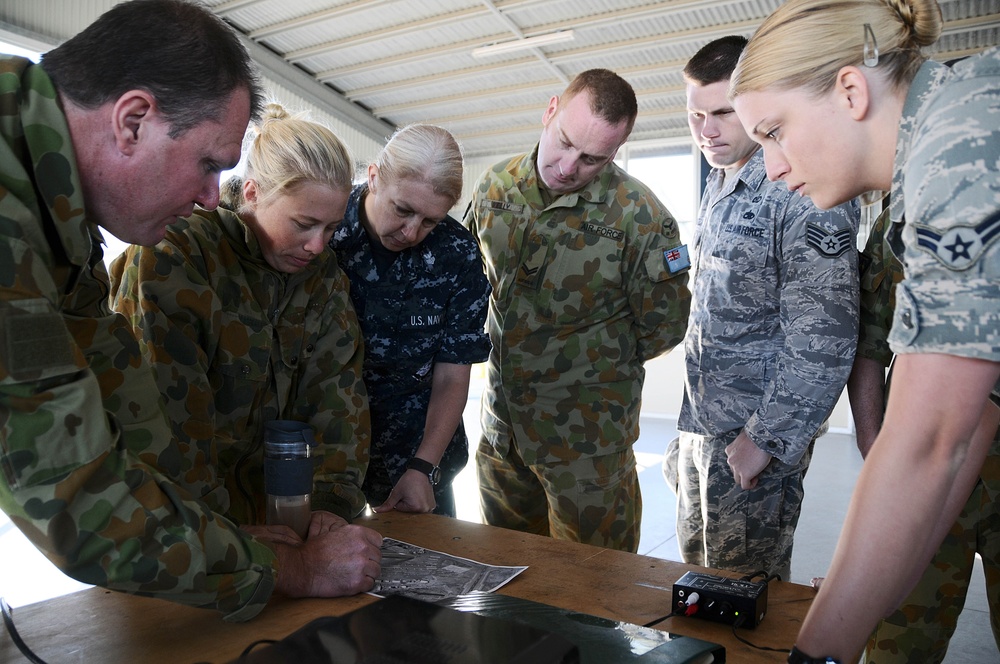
[329,124,490,517]
[0,0,379,623]
[111,103,381,586]
[729,0,1000,661]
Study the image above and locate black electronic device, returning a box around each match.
[230,594,579,664]
[442,592,725,663]
[671,571,768,629]
[230,593,726,664]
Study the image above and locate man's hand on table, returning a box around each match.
[248,511,384,598]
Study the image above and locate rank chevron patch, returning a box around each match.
[914,210,1000,271]
[806,224,853,258]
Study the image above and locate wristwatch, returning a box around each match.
[406,457,441,486]
[788,646,841,664]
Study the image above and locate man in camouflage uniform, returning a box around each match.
[849,203,1000,663]
[464,69,691,552]
[664,37,859,581]
[0,0,380,623]
[110,202,371,526]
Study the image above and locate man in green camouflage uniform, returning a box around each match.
[850,204,1000,663]
[0,0,380,623]
[465,69,691,552]
[110,202,371,526]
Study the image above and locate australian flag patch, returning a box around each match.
[806,224,853,258]
[914,210,1000,271]
[664,244,691,274]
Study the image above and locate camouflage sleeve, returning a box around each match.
[287,264,371,520]
[857,206,901,368]
[626,202,691,363]
[109,240,232,514]
[744,198,860,465]
[890,61,1000,364]
[433,233,491,365]
[1,238,277,623]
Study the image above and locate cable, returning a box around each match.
[729,612,790,653]
[1,596,49,664]
[236,637,279,662]
[642,605,686,628]
[740,570,782,584]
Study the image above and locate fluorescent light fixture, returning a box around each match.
[472,30,575,59]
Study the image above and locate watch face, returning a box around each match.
[407,458,441,486]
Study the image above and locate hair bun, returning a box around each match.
[261,102,291,124]
[886,0,942,48]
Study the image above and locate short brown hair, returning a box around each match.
[561,69,638,135]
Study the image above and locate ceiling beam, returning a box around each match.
[238,36,395,141]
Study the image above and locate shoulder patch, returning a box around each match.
[806,224,853,258]
[664,244,691,274]
[914,210,1000,271]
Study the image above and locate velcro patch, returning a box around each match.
[806,224,853,258]
[581,222,625,241]
[484,199,524,215]
[663,244,691,274]
[914,210,1000,271]
[5,310,76,379]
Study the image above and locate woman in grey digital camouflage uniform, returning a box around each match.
[729,0,1000,661]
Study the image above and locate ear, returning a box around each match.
[367,163,378,192]
[834,66,871,121]
[111,90,157,155]
[242,178,258,206]
[541,95,560,126]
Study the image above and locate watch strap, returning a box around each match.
[405,457,441,485]
[788,645,840,664]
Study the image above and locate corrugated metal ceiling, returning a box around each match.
[207,0,1000,158]
[3,0,1000,159]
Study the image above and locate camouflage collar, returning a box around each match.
[518,144,621,211]
[10,58,90,267]
[211,206,327,285]
[334,182,442,276]
[890,58,948,226]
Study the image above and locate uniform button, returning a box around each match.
[290,357,298,365]
[241,366,250,375]
[306,344,314,353]
[901,309,913,329]
[767,441,778,449]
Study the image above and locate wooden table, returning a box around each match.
[0,513,815,662]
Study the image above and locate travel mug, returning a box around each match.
[263,420,315,539]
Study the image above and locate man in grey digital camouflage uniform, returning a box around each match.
[0,0,380,622]
[465,69,691,553]
[663,36,859,581]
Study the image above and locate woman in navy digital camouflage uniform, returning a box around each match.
[330,124,491,517]
[729,0,1000,662]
